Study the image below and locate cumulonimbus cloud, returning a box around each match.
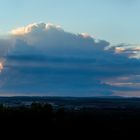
[0,22,140,97]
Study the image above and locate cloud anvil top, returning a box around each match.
[0,23,140,97]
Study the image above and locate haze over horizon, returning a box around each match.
[0,0,140,97]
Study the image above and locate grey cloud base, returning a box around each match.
[0,23,140,97]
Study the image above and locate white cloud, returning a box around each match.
[0,22,140,96]
[11,23,63,36]
[10,23,111,59]
[111,44,140,58]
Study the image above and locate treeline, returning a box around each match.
[0,102,56,120]
[0,102,140,136]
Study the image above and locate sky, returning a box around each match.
[0,0,140,97]
[0,0,140,44]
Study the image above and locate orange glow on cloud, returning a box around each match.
[115,47,125,53]
[11,23,63,36]
[11,23,37,35]
[0,63,3,72]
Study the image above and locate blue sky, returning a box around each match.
[0,0,140,44]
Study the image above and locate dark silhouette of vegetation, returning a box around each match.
[0,102,140,137]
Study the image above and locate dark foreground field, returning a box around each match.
[0,97,140,138]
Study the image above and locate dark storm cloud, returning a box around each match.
[0,23,140,96]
